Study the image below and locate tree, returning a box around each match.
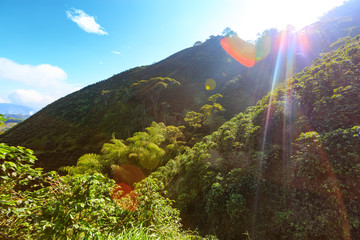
[222,27,237,37]
[60,153,101,175]
[193,41,202,47]
[287,131,347,239]
[0,114,5,127]
[184,111,203,129]
[101,89,111,106]
[126,122,185,171]
[127,131,165,171]
[0,114,6,134]
[185,94,226,132]
[131,77,181,117]
[63,122,186,176]
[100,139,130,174]
[0,145,194,239]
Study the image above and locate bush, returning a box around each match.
[0,143,210,239]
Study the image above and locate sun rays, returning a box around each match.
[221,23,352,238]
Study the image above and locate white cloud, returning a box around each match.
[111,51,121,55]
[8,89,55,109]
[66,8,108,35]
[0,97,8,103]
[0,58,67,88]
[0,58,81,110]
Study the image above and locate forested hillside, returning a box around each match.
[1,1,360,239]
[151,35,360,239]
[1,0,360,172]
[6,33,357,240]
[0,37,245,171]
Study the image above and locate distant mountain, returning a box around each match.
[3,114,29,121]
[1,0,360,172]
[0,103,33,116]
[0,115,27,134]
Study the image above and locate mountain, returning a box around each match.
[154,34,360,240]
[3,114,29,121]
[0,103,33,116]
[1,0,360,172]
[0,114,28,134]
[0,37,246,171]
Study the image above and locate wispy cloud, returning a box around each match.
[111,51,121,55]
[0,58,81,110]
[66,8,108,35]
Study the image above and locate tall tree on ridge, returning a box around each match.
[131,77,181,118]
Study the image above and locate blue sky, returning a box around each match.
[0,0,345,111]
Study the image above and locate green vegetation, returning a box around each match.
[0,143,213,239]
[0,114,5,127]
[62,122,186,178]
[131,77,181,117]
[0,114,27,134]
[1,3,360,239]
[0,114,8,134]
[0,30,294,170]
[184,93,226,144]
[185,94,225,130]
[151,35,360,239]
[3,2,360,171]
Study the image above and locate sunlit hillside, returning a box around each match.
[1,1,360,239]
[2,0,360,172]
[153,35,360,239]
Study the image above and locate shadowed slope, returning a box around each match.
[1,0,360,171]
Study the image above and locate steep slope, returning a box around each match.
[154,35,360,240]
[1,0,360,172]
[0,37,247,171]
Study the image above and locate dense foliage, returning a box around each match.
[1,3,360,239]
[0,114,6,127]
[62,122,186,178]
[3,0,360,171]
[152,35,360,239]
[0,143,214,239]
[185,94,226,131]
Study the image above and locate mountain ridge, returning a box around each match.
[153,34,360,239]
[1,0,360,171]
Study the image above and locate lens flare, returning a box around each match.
[250,25,351,239]
[110,164,145,212]
[221,34,271,67]
[221,36,256,67]
[111,182,138,211]
[296,31,311,55]
[112,164,145,187]
[255,34,272,61]
[205,78,216,90]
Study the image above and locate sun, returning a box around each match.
[230,0,345,41]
